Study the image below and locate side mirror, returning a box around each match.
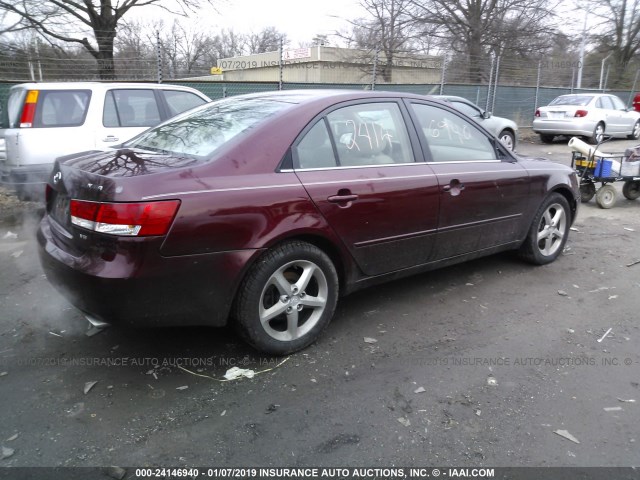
[483,111,492,119]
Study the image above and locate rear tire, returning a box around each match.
[580,182,596,203]
[540,134,555,144]
[588,122,605,145]
[622,180,640,200]
[519,193,570,265]
[233,241,339,355]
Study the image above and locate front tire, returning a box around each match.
[595,184,617,209]
[233,241,339,355]
[519,193,571,265]
[499,130,515,151]
[628,120,640,140]
[580,182,596,203]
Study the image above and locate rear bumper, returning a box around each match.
[37,216,260,328]
[0,163,51,198]
[532,118,596,137]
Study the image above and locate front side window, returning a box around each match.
[103,89,160,128]
[35,90,91,127]
[451,101,482,118]
[127,97,293,159]
[325,102,413,166]
[411,103,497,162]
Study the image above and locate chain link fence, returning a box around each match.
[2,46,639,128]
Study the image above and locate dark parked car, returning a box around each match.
[38,91,580,354]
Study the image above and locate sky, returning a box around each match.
[135,0,367,46]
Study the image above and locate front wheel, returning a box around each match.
[622,180,640,200]
[233,241,339,355]
[519,193,571,265]
[628,120,640,140]
[595,184,617,209]
[498,130,515,151]
[580,182,596,203]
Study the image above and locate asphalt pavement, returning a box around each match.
[0,134,639,473]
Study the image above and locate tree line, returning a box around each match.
[0,0,639,88]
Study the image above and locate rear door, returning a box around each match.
[406,100,530,260]
[95,88,162,148]
[293,100,440,276]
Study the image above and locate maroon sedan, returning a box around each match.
[38,90,579,354]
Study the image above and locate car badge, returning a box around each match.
[53,172,62,184]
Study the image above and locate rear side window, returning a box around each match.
[103,89,161,128]
[326,103,414,166]
[295,120,337,169]
[163,90,207,117]
[34,90,91,127]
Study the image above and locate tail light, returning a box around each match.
[19,90,39,128]
[574,110,588,117]
[534,109,540,117]
[70,199,180,236]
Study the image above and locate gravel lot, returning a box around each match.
[0,135,639,473]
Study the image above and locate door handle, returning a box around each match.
[328,194,359,203]
[443,179,465,196]
[103,135,119,142]
[328,189,358,207]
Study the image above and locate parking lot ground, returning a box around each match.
[0,136,639,470]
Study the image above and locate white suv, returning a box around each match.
[0,82,210,199]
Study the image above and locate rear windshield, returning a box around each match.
[126,96,294,158]
[549,95,593,107]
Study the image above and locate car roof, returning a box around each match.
[10,82,207,93]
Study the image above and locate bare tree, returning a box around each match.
[339,0,419,82]
[246,26,287,54]
[589,0,640,87]
[410,0,557,82]
[0,0,215,79]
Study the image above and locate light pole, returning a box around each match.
[599,52,612,90]
[577,10,588,89]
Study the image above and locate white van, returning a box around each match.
[0,82,210,199]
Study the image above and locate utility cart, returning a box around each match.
[571,147,640,209]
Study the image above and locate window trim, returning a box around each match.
[285,99,423,172]
[404,99,516,164]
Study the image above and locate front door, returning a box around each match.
[407,101,530,260]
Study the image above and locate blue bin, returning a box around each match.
[594,159,613,177]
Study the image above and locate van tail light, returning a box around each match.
[574,109,588,117]
[19,90,39,128]
[70,199,180,236]
[534,109,540,117]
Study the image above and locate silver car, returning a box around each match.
[533,93,640,144]
[0,82,211,200]
[432,95,518,151]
